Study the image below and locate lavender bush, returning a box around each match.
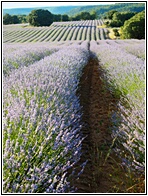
[90,40,145,173]
[3,43,59,76]
[106,40,145,60]
[3,44,90,193]
[3,20,109,43]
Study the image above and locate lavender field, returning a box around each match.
[3,20,109,43]
[3,21,145,193]
[90,40,145,171]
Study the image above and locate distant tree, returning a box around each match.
[11,15,20,24]
[3,13,28,24]
[105,10,118,19]
[112,11,136,24]
[52,14,69,22]
[121,10,145,39]
[18,15,28,23]
[80,12,91,20]
[106,11,137,27]
[113,28,120,37]
[104,20,110,26]
[61,14,69,21]
[75,15,81,21]
[28,9,53,26]
[53,14,61,22]
[109,19,122,27]
[3,13,12,24]
[71,14,81,21]
[90,11,97,20]
[70,11,97,21]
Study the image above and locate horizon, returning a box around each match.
[2,2,115,9]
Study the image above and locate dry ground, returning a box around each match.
[71,55,145,193]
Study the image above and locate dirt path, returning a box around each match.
[73,54,127,193]
[70,47,145,193]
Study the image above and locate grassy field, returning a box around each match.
[3,20,145,193]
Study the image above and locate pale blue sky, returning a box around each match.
[2,1,115,9]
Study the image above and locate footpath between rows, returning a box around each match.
[71,46,145,193]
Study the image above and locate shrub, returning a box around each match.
[121,10,145,39]
[113,28,120,37]
[28,9,53,26]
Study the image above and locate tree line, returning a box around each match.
[3,9,97,25]
[3,14,27,24]
[3,8,145,39]
[104,10,145,39]
[104,10,137,27]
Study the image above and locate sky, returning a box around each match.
[2,1,115,9]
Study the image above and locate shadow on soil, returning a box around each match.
[70,53,121,193]
[69,52,145,193]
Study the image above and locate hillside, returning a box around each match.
[66,3,145,18]
[3,6,79,15]
[3,3,145,18]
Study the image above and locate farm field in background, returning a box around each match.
[3,20,145,193]
[3,20,109,43]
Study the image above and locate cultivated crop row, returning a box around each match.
[106,39,145,60]
[3,43,60,76]
[90,40,145,173]
[51,19,104,27]
[3,39,145,192]
[3,20,109,43]
[3,43,90,193]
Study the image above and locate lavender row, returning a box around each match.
[51,20,104,27]
[106,39,145,60]
[3,26,54,43]
[90,40,145,173]
[3,44,90,193]
[3,43,59,76]
[3,20,109,43]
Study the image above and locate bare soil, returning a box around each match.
[70,52,143,193]
[71,55,145,193]
[71,56,118,193]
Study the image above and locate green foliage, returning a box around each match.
[106,11,136,27]
[80,12,91,20]
[28,9,53,26]
[18,15,28,23]
[113,28,120,37]
[90,10,97,20]
[109,19,122,27]
[114,11,136,25]
[104,21,110,26]
[61,14,69,21]
[71,11,97,21]
[3,14,12,24]
[3,11,69,25]
[104,10,118,19]
[53,14,69,22]
[66,3,145,19]
[3,14,28,25]
[3,14,20,24]
[11,15,20,24]
[53,14,61,22]
[121,10,145,39]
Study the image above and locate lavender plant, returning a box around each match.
[90,40,145,173]
[105,40,145,60]
[3,44,90,193]
[3,43,59,76]
[3,20,109,43]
